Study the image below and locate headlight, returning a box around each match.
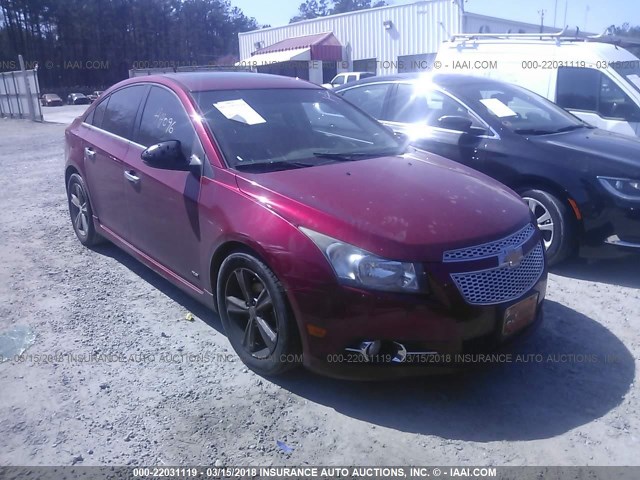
[300,227,424,293]
[598,176,640,201]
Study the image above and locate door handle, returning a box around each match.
[84,147,96,160]
[124,170,140,184]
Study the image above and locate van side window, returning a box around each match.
[557,67,640,120]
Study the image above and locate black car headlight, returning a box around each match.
[598,176,640,201]
[300,227,424,293]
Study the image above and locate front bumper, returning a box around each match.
[288,274,547,380]
[582,203,640,255]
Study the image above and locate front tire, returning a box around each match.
[521,189,575,266]
[216,252,300,376]
[67,173,103,246]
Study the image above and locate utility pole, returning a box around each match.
[538,9,546,33]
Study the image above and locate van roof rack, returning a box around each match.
[449,26,570,42]
[449,27,640,47]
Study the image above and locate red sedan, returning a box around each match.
[64,73,546,378]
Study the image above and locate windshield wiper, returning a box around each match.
[313,149,402,161]
[513,128,557,135]
[554,125,586,133]
[234,161,311,172]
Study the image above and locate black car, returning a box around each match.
[335,73,640,265]
[67,93,91,105]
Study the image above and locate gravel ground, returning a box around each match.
[0,118,639,467]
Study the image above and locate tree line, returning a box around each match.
[290,0,386,23]
[0,0,260,90]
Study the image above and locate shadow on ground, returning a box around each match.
[92,243,224,335]
[94,243,635,442]
[551,255,640,289]
[274,300,634,441]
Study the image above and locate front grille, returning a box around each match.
[443,223,536,262]
[450,242,545,305]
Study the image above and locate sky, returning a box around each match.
[230,0,640,34]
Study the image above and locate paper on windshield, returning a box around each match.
[627,74,640,90]
[213,99,266,125]
[480,98,518,118]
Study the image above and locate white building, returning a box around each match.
[238,0,575,84]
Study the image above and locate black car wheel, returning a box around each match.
[521,189,575,266]
[217,252,300,376]
[67,173,103,246]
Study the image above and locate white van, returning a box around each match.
[436,31,640,137]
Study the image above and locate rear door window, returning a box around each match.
[101,85,146,140]
[89,97,110,129]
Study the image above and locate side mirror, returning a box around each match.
[141,140,188,170]
[437,115,473,132]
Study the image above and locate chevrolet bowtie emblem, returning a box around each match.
[499,246,524,268]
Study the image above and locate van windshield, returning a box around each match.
[453,80,587,135]
[611,62,640,95]
[193,88,404,172]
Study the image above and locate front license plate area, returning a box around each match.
[502,293,539,336]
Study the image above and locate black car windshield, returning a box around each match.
[193,88,404,171]
[453,80,586,135]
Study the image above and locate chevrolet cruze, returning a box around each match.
[65,73,547,378]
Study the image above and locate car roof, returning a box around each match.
[333,72,505,90]
[128,72,321,93]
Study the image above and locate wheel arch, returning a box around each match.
[64,165,80,192]
[209,239,304,354]
[512,175,584,232]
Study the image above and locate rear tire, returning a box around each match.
[216,252,300,376]
[521,189,575,266]
[67,173,104,247]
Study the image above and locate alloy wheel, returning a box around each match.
[524,196,554,249]
[224,268,278,359]
[69,182,90,237]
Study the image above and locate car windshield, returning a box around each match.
[453,80,587,135]
[193,88,404,172]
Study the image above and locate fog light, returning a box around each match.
[346,340,382,361]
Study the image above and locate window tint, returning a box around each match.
[90,96,109,129]
[346,74,358,83]
[101,86,146,139]
[599,75,638,119]
[557,67,640,119]
[389,83,480,128]
[339,83,391,119]
[332,75,345,85]
[557,67,599,111]
[138,86,198,159]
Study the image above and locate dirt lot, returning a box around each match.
[0,117,639,467]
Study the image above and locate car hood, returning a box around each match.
[235,150,532,261]
[527,127,640,175]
